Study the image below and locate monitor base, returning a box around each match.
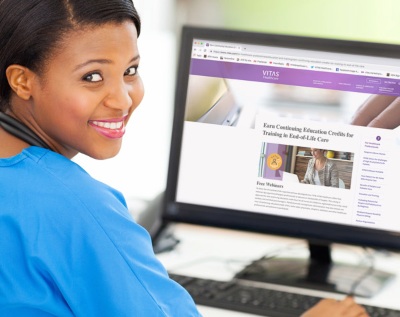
[235,243,394,298]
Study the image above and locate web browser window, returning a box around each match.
[176,38,400,232]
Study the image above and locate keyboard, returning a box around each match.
[169,273,400,317]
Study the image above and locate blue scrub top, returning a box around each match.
[0,147,201,316]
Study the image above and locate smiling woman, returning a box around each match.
[0,1,370,317]
[0,0,200,316]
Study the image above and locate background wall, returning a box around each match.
[73,0,400,210]
[178,0,400,44]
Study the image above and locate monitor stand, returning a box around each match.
[234,241,394,298]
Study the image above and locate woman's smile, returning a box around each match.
[88,116,128,139]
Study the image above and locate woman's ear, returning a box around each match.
[5,65,35,101]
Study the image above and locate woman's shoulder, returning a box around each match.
[5,146,135,255]
[14,146,128,218]
[326,158,337,168]
[26,146,122,192]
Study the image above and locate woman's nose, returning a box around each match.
[104,81,133,111]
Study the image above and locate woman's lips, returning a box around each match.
[88,117,127,139]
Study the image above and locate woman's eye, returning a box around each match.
[124,66,138,76]
[83,73,103,82]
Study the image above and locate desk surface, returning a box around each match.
[156,223,400,316]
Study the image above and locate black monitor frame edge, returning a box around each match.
[162,25,400,254]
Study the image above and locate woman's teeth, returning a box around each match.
[91,121,123,130]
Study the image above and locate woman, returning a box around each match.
[0,0,366,316]
[0,1,199,316]
[302,148,339,187]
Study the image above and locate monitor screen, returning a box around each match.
[163,26,400,296]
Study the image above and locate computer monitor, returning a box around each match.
[162,26,400,297]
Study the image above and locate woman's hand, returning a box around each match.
[301,297,368,317]
[351,95,400,129]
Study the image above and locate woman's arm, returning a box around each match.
[329,161,339,187]
[301,159,314,184]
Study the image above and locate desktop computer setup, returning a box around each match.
[147,26,400,316]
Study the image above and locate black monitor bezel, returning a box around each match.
[163,25,400,251]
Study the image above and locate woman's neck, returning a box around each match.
[0,127,30,158]
[314,156,327,171]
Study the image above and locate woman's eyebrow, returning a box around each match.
[74,59,113,71]
[129,54,140,63]
[73,54,140,71]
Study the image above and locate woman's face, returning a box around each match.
[311,148,324,159]
[18,21,144,159]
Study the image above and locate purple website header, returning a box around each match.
[190,59,400,96]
